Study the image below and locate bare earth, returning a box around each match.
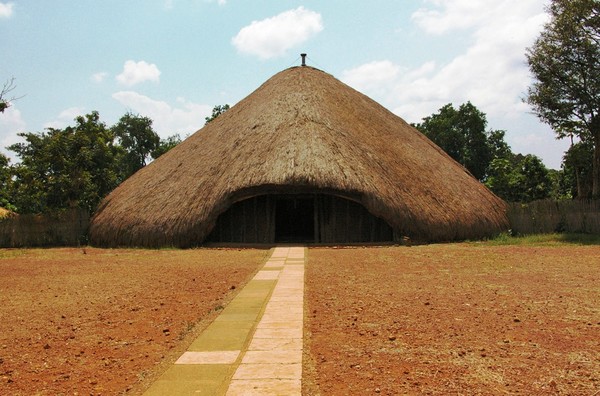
[0,243,598,395]
[304,244,600,395]
[0,248,269,395]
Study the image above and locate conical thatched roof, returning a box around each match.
[90,66,508,247]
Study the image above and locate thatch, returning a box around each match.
[90,66,509,247]
[0,207,15,220]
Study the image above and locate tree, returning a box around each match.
[205,104,230,124]
[70,112,121,210]
[547,168,569,201]
[112,112,160,179]
[10,128,73,213]
[9,111,121,213]
[487,130,512,161]
[520,155,553,201]
[485,154,552,202]
[0,77,20,113]
[152,134,182,159]
[562,140,594,198]
[414,104,464,162]
[457,102,493,181]
[413,102,492,180]
[485,158,523,202]
[526,0,600,196]
[0,154,15,211]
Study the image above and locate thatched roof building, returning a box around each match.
[90,65,508,247]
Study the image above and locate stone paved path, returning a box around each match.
[144,246,305,395]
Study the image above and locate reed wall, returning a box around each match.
[0,208,89,248]
[507,199,600,235]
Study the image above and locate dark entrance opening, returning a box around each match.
[275,197,314,243]
[205,193,394,244]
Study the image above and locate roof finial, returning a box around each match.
[301,53,307,66]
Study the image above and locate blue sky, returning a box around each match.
[1,0,570,169]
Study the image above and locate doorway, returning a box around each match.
[205,193,394,244]
[275,197,315,243]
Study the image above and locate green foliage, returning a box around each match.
[457,103,493,181]
[546,169,569,201]
[0,153,16,211]
[485,154,552,202]
[487,130,512,161]
[414,102,557,202]
[485,158,522,202]
[6,110,186,215]
[486,233,600,246]
[562,141,594,198]
[520,155,554,201]
[526,0,600,196]
[205,104,230,124]
[112,112,160,179]
[413,102,493,181]
[152,134,182,159]
[8,111,121,213]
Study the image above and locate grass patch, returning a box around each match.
[484,232,600,246]
[0,249,28,259]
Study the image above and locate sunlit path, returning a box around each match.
[144,247,305,395]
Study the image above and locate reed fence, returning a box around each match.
[507,199,600,235]
[0,208,90,248]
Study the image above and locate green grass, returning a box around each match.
[483,232,600,246]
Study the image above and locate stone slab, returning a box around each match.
[248,338,302,351]
[242,350,302,364]
[231,363,302,380]
[253,270,280,280]
[144,364,232,395]
[253,327,303,339]
[259,313,303,323]
[188,324,253,351]
[175,351,240,365]
[226,379,301,395]
[256,321,303,329]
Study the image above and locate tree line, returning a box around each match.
[412,101,590,203]
[0,103,235,215]
[1,0,598,213]
[0,97,591,217]
[415,0,599,202]
[0,111,182,214]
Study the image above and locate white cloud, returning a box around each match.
[116,60,161,87]
[342,1,548,121]
[0,2,14,18]
[232,6,323,59]
[411,0,545,35]
[412,0,493,35]
[43,107,86,130]
[341,61,401,94]
[340,0,568,167]
[91,72,108,83]
[112,91,212,137]
[408,1,548,117]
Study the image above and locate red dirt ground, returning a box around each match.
[0,243,598,395]
[0,247,268,395]
[303,244,600,395]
